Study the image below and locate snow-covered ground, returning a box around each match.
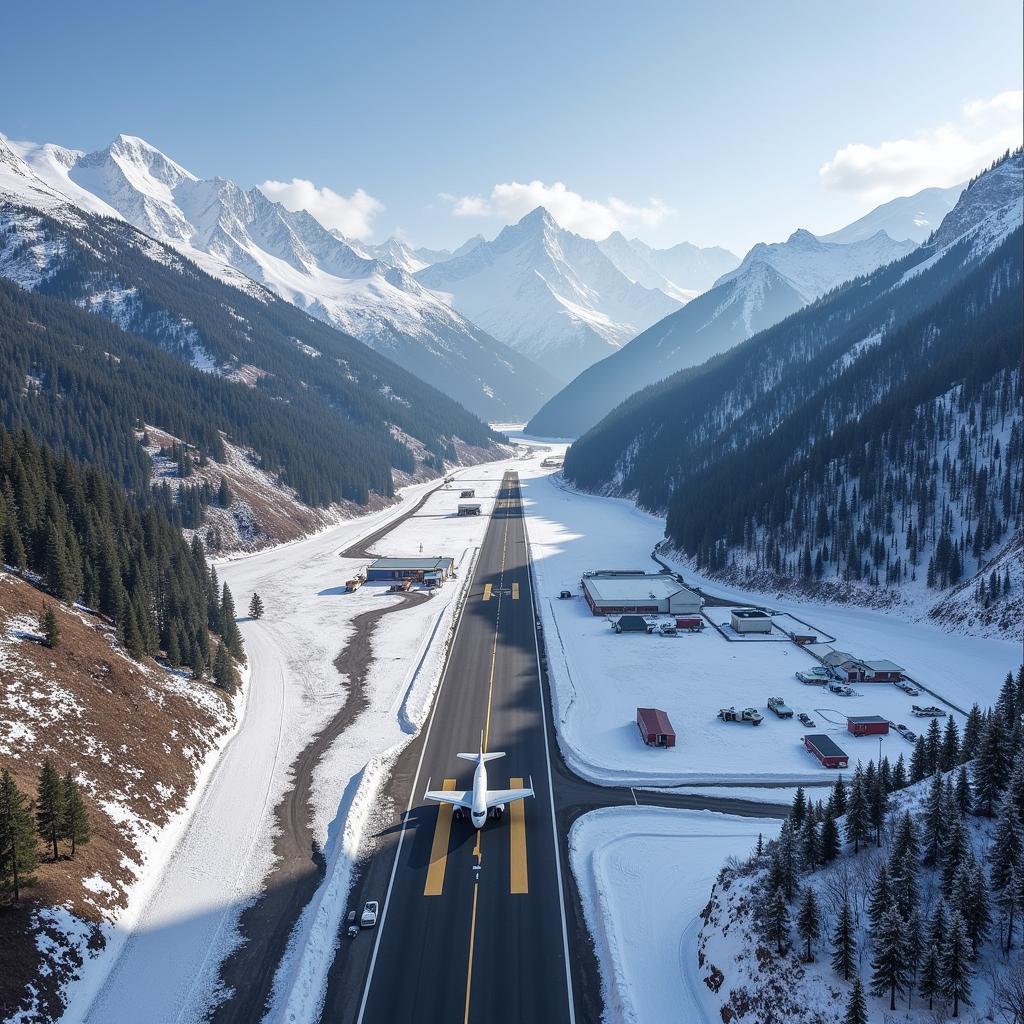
[519,458,1022,786]
[570,807,783,1024]
[67,459,523,1024]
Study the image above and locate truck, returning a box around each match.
[345,576,364,593]
[767,696,793,719]
[719,706,763,726]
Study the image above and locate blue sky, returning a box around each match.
[3,0,1021,254]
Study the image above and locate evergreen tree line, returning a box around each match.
[0,758,90,904]
[1,204,497,508]
[750,666,1024,1020]
[0,423,243,677]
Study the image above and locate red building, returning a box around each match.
[637,707,676,748]
[803,734,849,768]
[847,716,890,736]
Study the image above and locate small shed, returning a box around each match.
[730,608,773,634]
[847,715,890,736]
[614,615,651,633]
[791,633,817,645]
[637,707,676,748]
[803,734,849,768]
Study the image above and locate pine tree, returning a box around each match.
[939,910,974,1018]
[820,813,840,864]
[212,641,238,693]
[248,591,264,620]
[830,899,857,980]
[909,734,928,783]
[845,771,870,853]
[940,717,961,771]
[790,786,807,824]
[976,713,1010,816]
[905,908,922,1010]
[61,772,89,857]
[219,583,245,661]
[0,768,37,902]
[191,645,206,681]
[767,884,790,955]
[831,774,847,815]
[35,759,65,861]
[871,906,910,1011]
[891,753,907,791]
[843,977,868,1024]
[797,885,820,961]
[868,863,891,931]
[37,604,60,648]
[922,772,945,866]
[800,815,819,872]
[918,901,946,1011]
[954,764,972,815]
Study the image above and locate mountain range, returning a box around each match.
[527,208,928,437]
[0,133,555,422]
[561,149,1023,615]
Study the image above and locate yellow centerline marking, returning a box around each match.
[509,776,528,894]
[482,505,509,752]
[423,779,456,896]
[511,582,519,600]
[463,880,480,1024]
[482,583,492,602]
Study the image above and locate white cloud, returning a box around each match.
[258,178,384,240]
[820,90,1023,203]
[443,180,674,239]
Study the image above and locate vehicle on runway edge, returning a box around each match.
[424,745,534,829]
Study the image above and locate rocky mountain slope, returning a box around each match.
[1,132,555,421]
[416,206,683,381]
[528,224,916,438]
[597,232,739,299]
[819,183,964,244]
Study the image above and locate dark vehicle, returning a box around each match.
[797,712,816,727]
[559,590,572,599]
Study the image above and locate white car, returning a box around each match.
[360,900,379,928]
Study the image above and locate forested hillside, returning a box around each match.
[698,667,1024,1023]
[563,151,1023,630]
[0,204,500,507]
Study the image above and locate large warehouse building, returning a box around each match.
[581,571,702,616]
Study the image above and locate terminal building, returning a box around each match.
[365,557,455,584]
[581,571,702,617]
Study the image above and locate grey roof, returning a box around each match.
[584,574,695,604]
[862,659,904,672]
[368,557,454,571]
[822,650,860,666]
[731,607,771,619]
[805,734,848,758]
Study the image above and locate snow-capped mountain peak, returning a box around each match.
[416,206,683,380]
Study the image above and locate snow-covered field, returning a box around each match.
[570,807,783,1024]
[520,459,1022,786]
[67,460,521,1024]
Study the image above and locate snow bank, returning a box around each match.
[569,807,782,1024]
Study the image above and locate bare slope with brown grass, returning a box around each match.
[0,573,236,1021]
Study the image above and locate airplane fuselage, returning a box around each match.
[471,758,491,828]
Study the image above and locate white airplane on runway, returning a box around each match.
[425,748,533,829]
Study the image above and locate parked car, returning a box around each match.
[895,680,921,696]
[767,696,793,719]
[346,910,359,938]
[896,724,918,741]
[659,622,678,636]
[827,681,856,696]
[911,704,947,718]
[797,712,816,727]
[559,590,572,599]
[718,706,764,726]
[360,900,379,927]
[796,667,831,684]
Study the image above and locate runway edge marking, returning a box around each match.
[354,515,491,1023]
[522,487,578,1024]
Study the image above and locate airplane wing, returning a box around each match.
[484,786,533,809]
[424,789,473,809]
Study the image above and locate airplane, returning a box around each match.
[424,746,533,829]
